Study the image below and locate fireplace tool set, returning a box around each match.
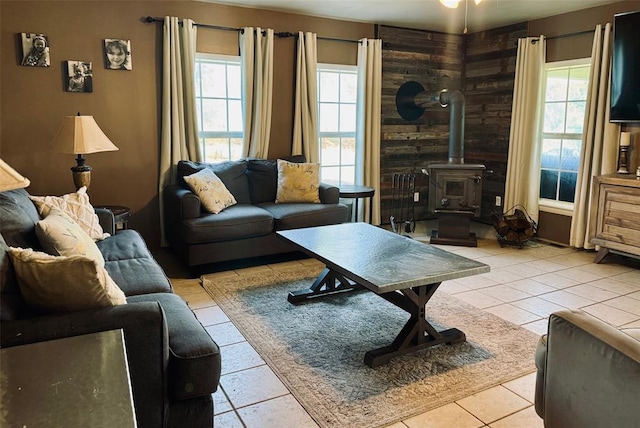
[390,172,416,235]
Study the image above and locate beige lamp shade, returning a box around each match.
[0,158,30,192]
[50,115,119,155]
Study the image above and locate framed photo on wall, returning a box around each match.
[20,33,50,67]
[66,61,93,93]
[104,39,132,70]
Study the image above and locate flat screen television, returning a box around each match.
[610,10,640,123]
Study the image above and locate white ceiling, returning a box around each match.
[205,0,620,34]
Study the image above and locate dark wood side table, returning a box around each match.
[339,185,375,224]
[96,205,131,229]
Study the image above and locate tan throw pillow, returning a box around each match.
[35,208,105,267]
[275,159,321,203]
[29,186,109,240]
[184,168,237,214]
[7,247,126,313]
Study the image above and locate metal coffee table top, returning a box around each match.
[277,222,490,294]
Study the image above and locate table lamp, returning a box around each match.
[50,113,118,190]
[0,159,30,191]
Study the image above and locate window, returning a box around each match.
[317,64,358,186]
[539,60,590,206]
[194,53,243,163]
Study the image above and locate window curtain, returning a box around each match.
[240,27,274,159]
[570,23,619,249]
[504,36,546,223]
[159,16,201,246]
[292,32,319,163]
[356,38,382,225]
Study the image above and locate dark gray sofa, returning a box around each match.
[0,188,220,428]
[163,157,349,267]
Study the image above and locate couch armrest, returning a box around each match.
[319,183,339,204]
[536,310,640,428]
[1,302,170,428]
[95,207,116,236]
[164,185,201,220]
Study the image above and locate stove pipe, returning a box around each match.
[438,89,465,164]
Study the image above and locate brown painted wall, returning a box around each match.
[0,1,373,249]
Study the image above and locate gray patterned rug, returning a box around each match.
[202,267,539,428]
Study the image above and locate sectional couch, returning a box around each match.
[0,188,220,428]
[163,156,349,267]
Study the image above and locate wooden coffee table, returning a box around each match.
[277,222,490,367]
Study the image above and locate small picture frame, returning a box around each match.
[66,61,93,93]
[104,39,132,70]
[20,33,50,67]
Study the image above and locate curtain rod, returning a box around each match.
[144,16,360,43]
[518,26,604,44]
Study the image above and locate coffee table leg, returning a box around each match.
[364,282,466,368]
[288,267,359,303]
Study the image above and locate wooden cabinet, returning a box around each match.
[589,174,640,263]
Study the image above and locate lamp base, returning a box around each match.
[71,165,91,190]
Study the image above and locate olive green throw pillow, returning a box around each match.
[275,159,321,204]
[7,247,126,313]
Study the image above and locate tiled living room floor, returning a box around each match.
[157,220,640,428]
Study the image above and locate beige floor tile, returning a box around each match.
[451,275,499,290]
[183,290,216,310]
[539,290,596,309]
[521,259,567,273]
[221,365,289,408]
[220,341,265,375]
[604,296,640,316]
[506,279,556,296]
[521,318,548,336]
[267,260,306,271]
[449,247,495,260]
[478,268,525,285]
[485,304,541,325]
[546,252,594,268]
[213,389,233,415]
[454,290,504,309]
[500,264,547,279]
[563,283,620,302]
[588,277,640,295]
[530,272,580,289]
[581,303,639,327]
[235,265,275,276]
[214,410,244,427]
[479,255,527,269]
[489,406,543,428]
[193,305,230,326]
[206,321,246,347]
[201,270,241,281]
[554,266,603,283]
[511,297,566,318]
[621,319,640,328]
[502,372,537,403]
[577,262,635,278]
[439,280,471,294]
[385,422,409,428]
[456,385,530,424]
[236,394,319,428]
[612,269,640,286]
[403,402,483,428]
[629,290,640,301]
[480,284,533,303]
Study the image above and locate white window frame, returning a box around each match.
[317,63,358,186]
[538,58,591,215]
[194,53,243,163]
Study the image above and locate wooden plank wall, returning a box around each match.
[378,22,527,225]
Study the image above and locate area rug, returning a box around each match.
[202,267,540,428]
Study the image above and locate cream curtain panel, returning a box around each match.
[159,16,201,246]
[570,23,619,249]
[504,36,546,223]
[292,32,319,163]
[240,27,274,159]
[356,38,382,225]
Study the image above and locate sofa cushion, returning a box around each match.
[246,155,306,204]
[0,188,41,250]
[0,233,27,321]
[178,160,251,204]
[35,208,105,266]
[127,292,221,400]
[275,159,321,203]
[29,186,109,240]
[183,168,237,214]
[181,204,273,244]
[7,247,126,313]
[97,230,172,296]
[259,202,349,230]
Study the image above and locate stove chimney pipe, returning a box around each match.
[439,89,465,164]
